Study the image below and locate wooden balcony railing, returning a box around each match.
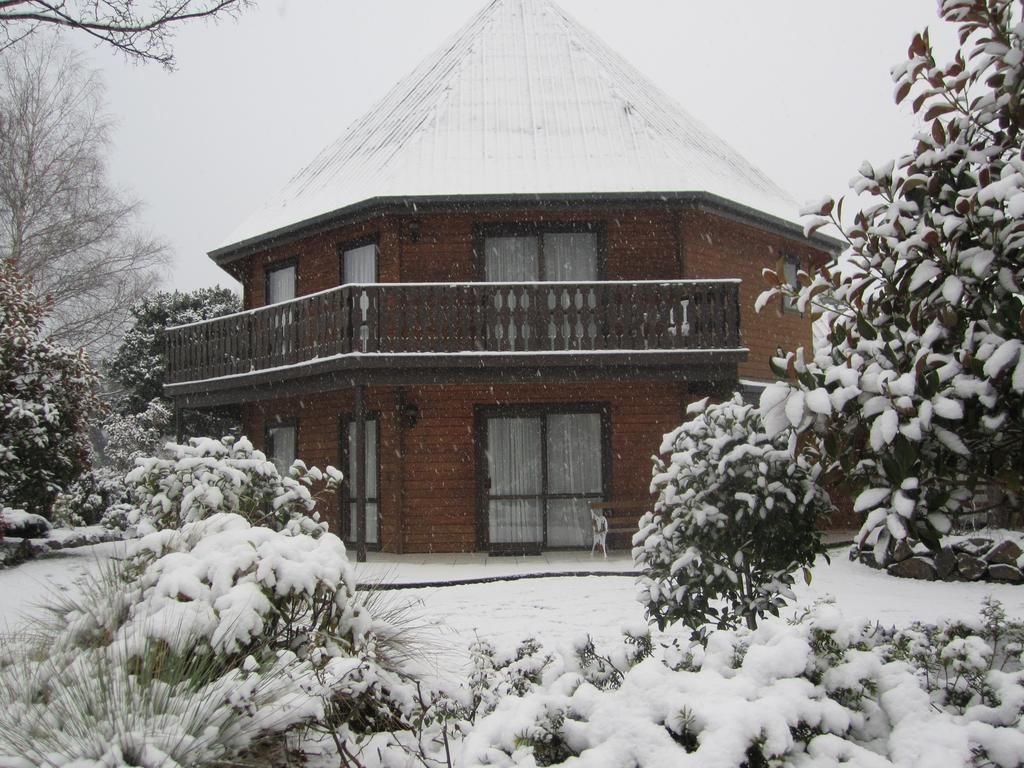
[165,280,742,385]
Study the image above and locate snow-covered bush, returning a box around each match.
[635,396,833,639]
[125,435,340,535]
[50,401,174,530]
[457,601,1024,767]
[50,468,129,528]
[0,513,430,766]
[758,0,1024,565]
[0,259,101,518]
[101,398,173,473]
[0,507,51,539]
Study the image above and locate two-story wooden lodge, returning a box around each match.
[165,0,834,558]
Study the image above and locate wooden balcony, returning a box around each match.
[164,280,746,406]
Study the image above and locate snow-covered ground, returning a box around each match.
[3,542,1021,658]
[383,552,1024,668]
[0,541,126,635]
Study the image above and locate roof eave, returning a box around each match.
[207,191,843,269]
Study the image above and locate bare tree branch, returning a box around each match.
[0,36,168,354]
[0,0,249,67]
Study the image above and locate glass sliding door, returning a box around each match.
[545,413,603,546]
[266,262,297,357]
[542,232,597,281]
[485,417,544,548]
[342,416,379,547]
[484,236,540,281]
[481,230,597,282]
[481,408,605,551]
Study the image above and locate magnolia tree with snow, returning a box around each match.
[634,396,833,640]
[759,0,1024,563]
[0,259,101,518]
[125,435,341,535]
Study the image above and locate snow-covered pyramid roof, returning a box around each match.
[215,0,799,256]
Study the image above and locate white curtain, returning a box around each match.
[543,233,597,281]
[343,244,377,284]
[346,419,379,545]
[546,413,602,546]
[487,417,543,544]
[267,265,296,304]
[485,236,539,281]
[268,424,296,474]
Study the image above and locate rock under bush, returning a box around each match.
[853,534,1024,583]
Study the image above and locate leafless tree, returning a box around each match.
[0,36,167,353]
[0,1,249,68]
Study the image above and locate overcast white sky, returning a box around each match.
[78,0,956,293]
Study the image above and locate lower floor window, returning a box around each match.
[482,408,606,549]
[266,421,297,475]
[341,416,379,546]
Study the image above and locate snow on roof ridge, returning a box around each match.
[218,0,800,254]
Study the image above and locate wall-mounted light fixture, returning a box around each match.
[407,219,421,243]
[396,388,420,429]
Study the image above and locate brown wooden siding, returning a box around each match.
[680,209,826,381]
[236,204,822,384]
[243,381,690,553]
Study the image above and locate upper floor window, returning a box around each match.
[482,227,599,282]
[782,257,800,311]
[341,241,378,284]
[266,262,297,305]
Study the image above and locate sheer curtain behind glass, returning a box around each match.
[343,244,377,284]
[484,236,539,281]
[268,425,296,475]
[487,417,543,544]
[267,265,296,304]
[346,419,379,545]
[546,413,602,546]
[543,233,597,281]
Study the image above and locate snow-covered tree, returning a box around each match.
[634,396,833,640]
[106,287,240,439]
[0,259,100,518]
[759,0,1024,563]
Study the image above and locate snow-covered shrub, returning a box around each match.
[0,259,101,518]
[0,507,52,539]
[50,468,131,528]
[48,401,172,530]
[635,396,833,639]
[125,435,340,535]
[466,637,556,718]
[0,513,430,766]
[101,397,173,473]
[457,602,1024,767]
[758,0,1024,565]
[99,501,135,532]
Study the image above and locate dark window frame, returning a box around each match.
[338,412,382,550]
[264,257,299,306]
[474,402,612,553]
[472,221,607,282]
[337,234,380,285]
[264,416,300,473]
